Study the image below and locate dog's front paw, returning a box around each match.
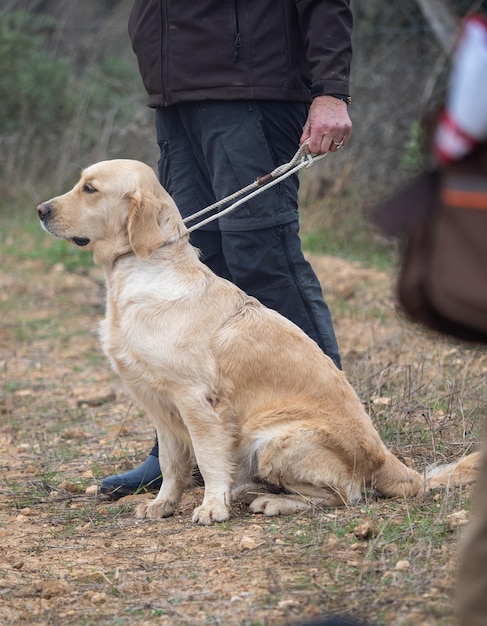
[135,499,176,520]
[191,502,230,526]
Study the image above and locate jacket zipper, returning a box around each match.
[232,0,241,63]
[160,0,169,105]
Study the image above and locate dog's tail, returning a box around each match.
[374,448,480,498]
[424,450,481,491]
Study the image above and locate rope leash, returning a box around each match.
[183,141,328,233]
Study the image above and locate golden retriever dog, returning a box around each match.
[37,159,480,525]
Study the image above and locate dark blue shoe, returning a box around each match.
[100,454,162,499]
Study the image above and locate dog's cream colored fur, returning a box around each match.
[38,159,480,525]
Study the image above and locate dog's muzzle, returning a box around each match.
[36,202,90,247]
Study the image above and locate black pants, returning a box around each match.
[155,100,341,366]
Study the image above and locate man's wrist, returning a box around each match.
[310,84,351,105]
[323,93,352,106]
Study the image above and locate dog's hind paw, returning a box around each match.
[249,494,309,516]
[135,499,175,520]
[192,502,230,526]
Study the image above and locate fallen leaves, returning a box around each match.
[353,518,379,540]
[446,509,471,530]
[58,480,84,493]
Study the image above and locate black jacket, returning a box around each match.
[128,0,353,107]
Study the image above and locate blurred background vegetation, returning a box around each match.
[0,0,481,265]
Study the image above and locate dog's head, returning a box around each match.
[37,159,188,266]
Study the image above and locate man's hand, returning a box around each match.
[300,95,352,155]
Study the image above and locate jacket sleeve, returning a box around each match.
[295,0,353,97]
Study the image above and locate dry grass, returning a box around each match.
[0,217,485,625]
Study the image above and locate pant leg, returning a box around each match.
[221,222,341,368]
[189,229,231,280]
[155,106,231,279]
[156,106,217,223]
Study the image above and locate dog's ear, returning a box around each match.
[127,188,187,259]
[127,190,164,259]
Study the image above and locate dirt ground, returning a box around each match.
[1,247,485,626]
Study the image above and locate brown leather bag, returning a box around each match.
[373,143,487,343]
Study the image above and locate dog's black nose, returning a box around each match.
[37,202,52,221]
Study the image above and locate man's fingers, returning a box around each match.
[329,135,346,152]
[305,131,348,155]
[302,95,352,155]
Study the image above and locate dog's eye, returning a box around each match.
[82,183,98,194]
